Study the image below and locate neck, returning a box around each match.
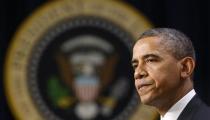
[157,80,193,116]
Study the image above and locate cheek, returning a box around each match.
[134,80,139,89]
[147,64,180,88]
[146,66,163,85]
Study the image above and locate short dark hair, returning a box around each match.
[138,28,196,60]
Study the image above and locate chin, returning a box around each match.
[140,96,162,109]
[141,98,151,105]
[140,95,155,106]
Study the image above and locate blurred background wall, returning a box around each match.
[1,0,210,119]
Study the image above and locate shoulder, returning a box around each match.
[193,96,210,119]
[178,95,210,120]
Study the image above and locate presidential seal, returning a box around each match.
[5,0,158,120]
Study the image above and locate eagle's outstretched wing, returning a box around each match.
[99,53,118,89]
[55,53,74,89]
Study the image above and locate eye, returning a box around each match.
[145,58,157,63]
[132,64,138,70]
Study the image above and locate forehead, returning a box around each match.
[132,36,170,58]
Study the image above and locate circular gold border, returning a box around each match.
[4,0,157,120]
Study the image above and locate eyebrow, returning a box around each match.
[143,53,161,59]
[131,53,162,64]
[131,59,138,65]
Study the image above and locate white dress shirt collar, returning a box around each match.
[160,89,196,120]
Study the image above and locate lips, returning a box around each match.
[137,83,153,90]
[136,80,154,95]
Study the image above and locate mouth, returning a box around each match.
[137,83,153,95]
[138,84,152,89]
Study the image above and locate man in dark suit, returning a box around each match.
[131,28,210,120]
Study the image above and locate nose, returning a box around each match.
[134,66,148,80]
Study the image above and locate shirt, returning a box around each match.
[160,89,196,120]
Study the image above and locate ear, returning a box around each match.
[179,57,195,79]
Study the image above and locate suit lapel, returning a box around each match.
[177,95,201,120]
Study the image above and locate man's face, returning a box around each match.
[132,36,182,106]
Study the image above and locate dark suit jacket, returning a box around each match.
[177,95,210,120]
